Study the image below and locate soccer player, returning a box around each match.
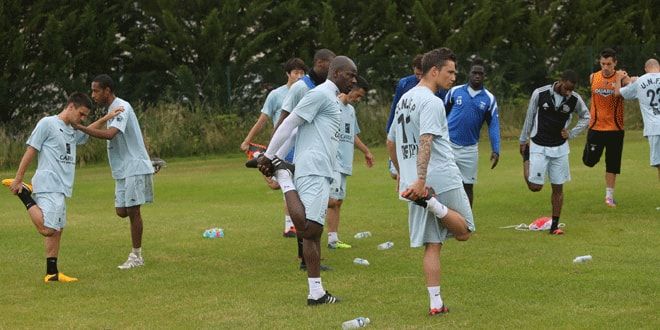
[387,48,474,316]
[519,70,590,235]
[3,92,100,282]
[386,54,447,179]
[74,74,155,269]
[257,56,358,305]
[240,57,307,237]
[615,58,660,180]
[327,76,374,249]
[444,58,500,207]
[582,48,632,207]
[272,49,336,270]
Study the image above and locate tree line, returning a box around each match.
[0,0,657,131]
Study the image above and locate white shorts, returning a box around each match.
[34,192,66,230]
[115,174,154,208]
[408,188,474,248]
[528,152,570,185]
[451,142,479,184]
[295,175,330,225]
[648,135,660,167]
[329,171,348,200]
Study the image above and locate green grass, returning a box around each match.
[0,132,658,329]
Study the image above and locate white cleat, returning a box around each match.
[118,252,144,270]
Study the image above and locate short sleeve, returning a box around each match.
[26,118,50,151]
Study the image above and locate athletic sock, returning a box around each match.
[284,215,294,232]
[427,286,443,309]
[297,237,304,259]
[46,257,58,275]
[550,216,559,231]
[426,197,449,219]
[308,277,325,299]
[328,232,338,244]
[17,190,37,210]
[275,169,295,193]
[132,247,142,258]
[606,188,614,199]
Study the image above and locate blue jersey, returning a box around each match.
[386,74,446,132]
[445,84,500,154]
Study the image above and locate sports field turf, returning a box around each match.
[0,132,658,328]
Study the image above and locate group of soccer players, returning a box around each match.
[5,44,658,317]
[4,75,155,282]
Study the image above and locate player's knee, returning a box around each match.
[115,208,128,218]
[39,228,56,237]
[528,183,543,192]
[455,232,471,242]
[302,221,322,240]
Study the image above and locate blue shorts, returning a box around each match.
[115,174,154,208]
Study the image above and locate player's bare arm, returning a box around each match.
[9,147,38,194]
[354,135,374,168]
[403,133,432,200]
[490,152,499,169]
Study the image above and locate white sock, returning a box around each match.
[427,286,443,309]
[275,169,295,193]
[284,215,294,231]
[328,232,338,243]
[426,197,449,219]
[308,277,325,299]
[132,247,142,258]
[606,188,614,199]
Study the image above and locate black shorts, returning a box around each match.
[582,129,625,174]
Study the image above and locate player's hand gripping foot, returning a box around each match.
[549,228,564,235]
[271,156,295,175]
[118,252,144,270]
[429,305,449,316]
[411,187,436,208]
[44,272,78,283]
[2,178,33,194]
[307,291,340,305]
[283,226,297,238]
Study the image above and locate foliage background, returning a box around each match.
[0,0,657,167]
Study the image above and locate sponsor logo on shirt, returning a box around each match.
[456,96,463,106]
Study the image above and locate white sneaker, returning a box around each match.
[117,252,144,270]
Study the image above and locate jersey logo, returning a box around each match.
[456,96,462,106]
[479,101,486,110]
[345,123,351,134]
[541,102,550,110]
[561,104,571,113]
[594,88,614,97]
[66,143,71,154]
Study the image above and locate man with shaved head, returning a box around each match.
[615,58,660,180]
[257,55,357,305]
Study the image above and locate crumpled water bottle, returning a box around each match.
[353,258,370,266]
[573,255,592,263]
[354,231,371,239]
[203,228,224,238]
[377,241,394,250]
[342,317,370,329]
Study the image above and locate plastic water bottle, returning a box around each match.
[353,258,370,266]
[377,241,394,250]
[354,231,372,239]
[342,317,370,329]
[573,255,592,263]
[203,228,224,238]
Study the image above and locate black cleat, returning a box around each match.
[272,156,295,174]
[307,291,340,305]
[412,187,435,207]
[151,158,167,173]
[245,155,261,168]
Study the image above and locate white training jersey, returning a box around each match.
[387,86,463,198]
[291,80,341,179]
[335,102,360,175]
[106,97,154,179]
[27,116,88,197]
[619,73,660,136]
[261,84,289,125]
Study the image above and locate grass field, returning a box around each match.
[0,132,658,329]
